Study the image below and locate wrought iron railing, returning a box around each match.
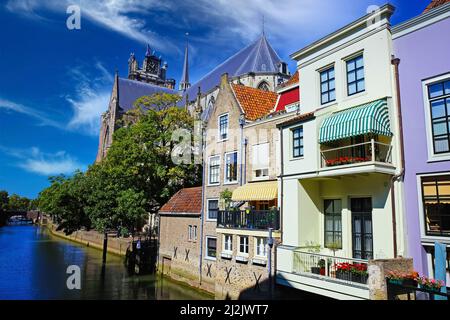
[217,209,280,230]
[387,279,450,300]
[320,139,392,168]
[293,250,369,286]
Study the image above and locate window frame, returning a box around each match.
[346,54,365,96]
[218,113,229,142]
[238,235,249,256]
[323,199,343,249]
[208,155,221,185]
[292,126,304,158]
[254,237,267,258]
[224,151,238,184]
[320,66,336,105]
[206,198,219,221]
[223,234,233,253]
[205,236,217,260]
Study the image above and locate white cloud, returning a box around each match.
[0,98,64,129]
[0,146,85,176]
[65,62,113,136]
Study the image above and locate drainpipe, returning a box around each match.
[390,56,406,258]
[239,115,246,186]
[198,123,207,285]
[243,138,248,185]
[279,126,284,243]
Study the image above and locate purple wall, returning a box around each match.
[394,17,450,274]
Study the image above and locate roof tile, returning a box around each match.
[423,0,450,12]
[232,84,278,121]
[159,187,202,214]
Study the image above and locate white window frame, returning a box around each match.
[254,237,268,259]
[422,73,450,162]
[223,234,233,253]
[208,155,221,186]
[252,143,270,181]
[188,225,193,241]
[218,113,229,142]
[206,199,219,221]
[205,236,217,261]
[291,126,304,159]
[224,151,238,184]
[344,52,365,97]
[238,235,249,256]
[416,173,450,244]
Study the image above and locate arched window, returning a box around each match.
[257,81,270,91]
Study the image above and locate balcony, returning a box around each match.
[217,209,280,231]
[276,246,370,300]
[318,139,395,176]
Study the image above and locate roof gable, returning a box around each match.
[424,0,450,12]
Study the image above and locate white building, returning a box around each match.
[276,4,407,300]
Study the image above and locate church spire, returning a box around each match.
[145,44,152,57]
[179,33,191,92]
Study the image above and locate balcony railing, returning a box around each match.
[320,139,392,168]
[217,209,280,230]
[293,250,369,286]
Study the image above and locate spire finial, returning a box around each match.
[179,32,191,92]
[262,14,265,36]
[145,44,151,57]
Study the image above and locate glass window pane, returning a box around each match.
[445,81,450,95]
[321,82,328,93]
[320,71,328,82]
[329,89,336,101]
[348,71,356,83]
[429,82,444,98]
[355,56,364,68]
[321,93,328,104]
[348,83,357,95]
[433,120,447,135]
[356,68,364,80]
[431,99,446,118]
[329,79,335,90]
[434,137,449,153]
[328,68,335,79]
[357,79,365,92]
[347,60,355,72]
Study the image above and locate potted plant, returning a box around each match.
[311,259,326,275]
[335,262,352,281]
[351,263,368,284]
[416,276,444,292]
[386,270,419,287]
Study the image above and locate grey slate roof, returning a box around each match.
[118,78,179,112]
[183,34,284,101]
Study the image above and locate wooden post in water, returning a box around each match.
[102,232,108,265]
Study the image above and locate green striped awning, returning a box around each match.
[319,99,392,143]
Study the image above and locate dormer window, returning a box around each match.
[219,114,229,141]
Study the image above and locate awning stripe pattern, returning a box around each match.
[231,181,278,201]
[318,99,392,143]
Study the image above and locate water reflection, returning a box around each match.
[0,225,211,300]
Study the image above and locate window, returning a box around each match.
[207,199,219,220]
[320,67,336,104]
[224,152,238,183]
[255,237,267,258]
[324,199,342,249]
[258,81,270,91]
[421,175,450,237]
[188,225,197,241]
[427,79,450,154]
[292,126,304,158]
[252,143,269,179]
[346,55,365,96]
[209,156,220,184]
[206,237,217,259]
[219,114,228,140]
[223,234,233,252]
[239,236,249,255]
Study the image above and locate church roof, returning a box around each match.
[232,84,278,121]
[118,78,179,112]
[183,34,284,101]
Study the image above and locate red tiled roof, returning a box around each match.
[159,187,202,214]
[232,84,278,121]
[423,0,450,12]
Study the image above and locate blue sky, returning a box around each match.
[0,0,431,198]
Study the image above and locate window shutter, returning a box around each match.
[252,143,269,170]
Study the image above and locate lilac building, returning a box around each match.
[393,2,450,278]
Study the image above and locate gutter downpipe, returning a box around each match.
[390,56,406,258]
[198,112,206,285]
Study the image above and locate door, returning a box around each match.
[351,198,373,260]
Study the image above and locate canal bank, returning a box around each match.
[0,225,212,299]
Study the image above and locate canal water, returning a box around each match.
[0,225,212,300]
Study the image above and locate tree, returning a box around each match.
[0,190,8,212]
[8,194,31,211]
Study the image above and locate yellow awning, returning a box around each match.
[231,181,278,201]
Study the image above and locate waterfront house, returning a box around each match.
[157,187,202,288]
[276,4,407,300]
[392,1,450,280]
